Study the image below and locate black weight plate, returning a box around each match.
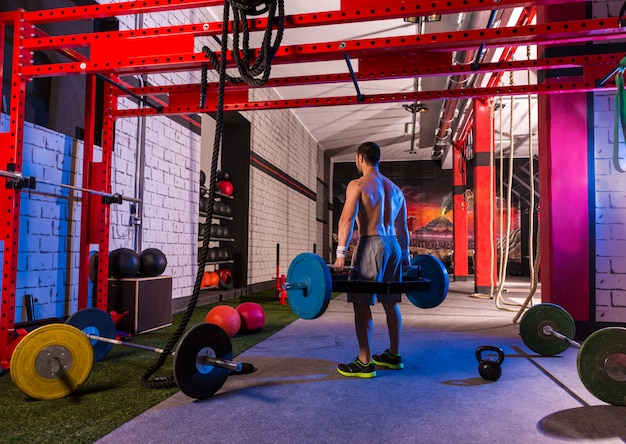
[407,255,449,308]
[519,303,575,356]
[174,323,232,399]
[66,308,116,362]
[577,327,626,406]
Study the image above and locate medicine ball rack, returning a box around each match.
[198,182,235,290]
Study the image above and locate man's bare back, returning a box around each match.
[349,172,405,238]
[333,145,409,273]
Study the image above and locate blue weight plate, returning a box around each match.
[66,308,116,362]
[287,253,332,320]
[407,255,449,309]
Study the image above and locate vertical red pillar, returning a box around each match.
[537,3,590,322]
[537,92,589,321]
[78,74,97,310]
[78,75,113,312]
[0,11,32,370]
[472,99,497,294]
[452,142,469,280]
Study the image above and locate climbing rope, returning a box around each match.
[495,71,521,312]
[141,1,284,388]
[200,0,285,98]
[513,46,541,323]
[613,56,626,173]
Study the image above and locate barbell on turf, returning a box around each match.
[12,308,243,400]
[80,322,243,400]
[520,303,626,406]
[284,252,449,320]
[65,308,240,373]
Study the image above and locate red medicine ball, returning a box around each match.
[205,305,241,338]
[217,180,233,196]
[236,302,265,333]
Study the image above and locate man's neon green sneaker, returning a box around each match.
[372,349,403,370]
[337,358,376,378]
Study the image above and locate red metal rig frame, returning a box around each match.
[0,0,623,371]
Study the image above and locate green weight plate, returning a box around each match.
[519,303,575,356]
[406,255,449,309]
[174,323,232,399]
[287,253,332,320]
[66,308,116,362]
[577,327,626,406]
[11,324,94,400]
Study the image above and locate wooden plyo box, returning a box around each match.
[108,276,173,334]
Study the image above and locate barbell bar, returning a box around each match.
[284,252,449,320]
[0,168,141,204]
[541,325,581,349]
[520,303,626,406]
[82,331,242,373]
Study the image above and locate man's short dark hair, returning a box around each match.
[357,142,381,166]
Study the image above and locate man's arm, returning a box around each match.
[395,195,410,265]
[333,180,360,271]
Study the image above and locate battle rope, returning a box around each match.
[613,56,626,173]
[141,1,283,389]
[495,71,521,312]
[200,0,285,93]
[513,47,541,323]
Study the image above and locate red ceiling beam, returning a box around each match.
[112,79,610,117]
[22,0,589,55]
[22,0,584,25]
[112,52,622,99]
[22,0,225,24]
[19,17,626,79]
[455,6,537,146]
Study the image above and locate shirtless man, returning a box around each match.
[333,141,410,378]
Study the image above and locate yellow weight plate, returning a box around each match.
[11,324,94,400]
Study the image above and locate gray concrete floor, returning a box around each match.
[97,278,626,444]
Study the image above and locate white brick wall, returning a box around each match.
[243,87,328,285]
[593,0,626,322]
[1,113,84,320]
[594,90,626,322]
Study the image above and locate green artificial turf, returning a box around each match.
[0,289,300,444]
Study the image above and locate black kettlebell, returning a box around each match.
[476,346,505,381]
